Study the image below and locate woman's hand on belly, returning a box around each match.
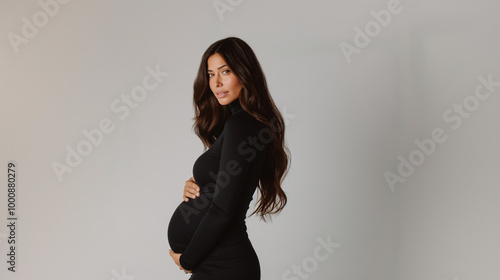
[183,176,200,202]
[169,249,192,274]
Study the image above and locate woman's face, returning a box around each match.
[207,53,242,106]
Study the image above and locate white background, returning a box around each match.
[1,0,500,279]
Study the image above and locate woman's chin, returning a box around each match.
[217,99,230,106]
[214,94,237,106]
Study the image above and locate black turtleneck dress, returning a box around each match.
[167,98,270,280]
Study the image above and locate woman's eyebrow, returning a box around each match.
[207,65,228,72]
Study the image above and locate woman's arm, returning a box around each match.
[179,116,263,270]
[169,249,192,274]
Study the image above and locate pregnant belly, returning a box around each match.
[167,191,214,253]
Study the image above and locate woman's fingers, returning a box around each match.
[183,187,199,200]
[183,177,200,201]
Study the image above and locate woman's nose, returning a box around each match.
[215,74,222,86]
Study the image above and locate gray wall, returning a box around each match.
[1,0,499,279]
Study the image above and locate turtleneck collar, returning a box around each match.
[229,98,243,114]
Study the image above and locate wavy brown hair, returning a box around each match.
[191,37,290,222]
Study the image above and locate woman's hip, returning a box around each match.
[190,237,260,280]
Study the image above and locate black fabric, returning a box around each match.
[167,98,269,279]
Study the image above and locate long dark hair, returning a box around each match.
[192,37,290,222]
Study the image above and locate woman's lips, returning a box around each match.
[216,91,228,98]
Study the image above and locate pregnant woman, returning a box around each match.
[167,37,290,279]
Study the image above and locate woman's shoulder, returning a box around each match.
[224,110,267,135]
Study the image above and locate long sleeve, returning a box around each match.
[179,115,257,270]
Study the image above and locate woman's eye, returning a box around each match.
[208,73,214,78]
[222,70,230,74]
